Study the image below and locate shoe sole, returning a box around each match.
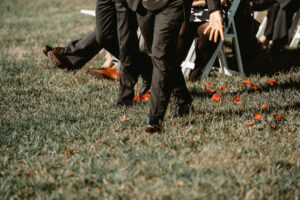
[47,51,66,69]
[145,125,161,134]
[88,69,119,80]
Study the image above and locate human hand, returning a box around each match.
[204,10,225,43]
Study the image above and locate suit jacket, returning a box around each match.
[206,0,221,12]
[277,0,293,8]
[126,0,193,21]
[126,0,140,11]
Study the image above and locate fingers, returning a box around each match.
[220,27,225,41]
[214,29,219,43]
[203,25,210,35]
[209,28,215,41]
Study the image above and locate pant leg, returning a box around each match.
[264,2,280,40]
[115,2,153,102]
[63,0,119,69]
[272,0,300,46]
[139,0,192,120]
[115,2,139,102]
[96,0,120,58]
[64,30,102,69]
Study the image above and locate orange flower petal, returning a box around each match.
[245,122,254,126]
[140,91,151,101]
[220,85,228,90]
[254,114,262,120]
[204,88,215,93]
[120,115,130,122]
[268,80,276,85]
[211,93,221,101]
[133,96,139,101]
[133,91,151,101]
[252,85,259,90]
[262,104,268,109]
[274,114,282,121]
[242,80,253,86]
[233,96,242,104]
[237,85,244,89]
[215,101,223,106]
[177,181,184,187]
[207,81,214,84]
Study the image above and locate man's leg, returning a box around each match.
[115,2,152,105]
[44,0,120,70]
[138,0,192,130]
[64,30,102,69]
[95,0,119,58]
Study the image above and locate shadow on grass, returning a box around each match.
[191,79,300,97]
[227,48,300,75]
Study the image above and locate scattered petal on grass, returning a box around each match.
[254,114,262,120]
[189,164,196,168]
[270,123,276,128]
[262,104,268,109]
[274,114,282,121]
[98,86,102,89]
[140,91,151,101]
[133,91,151,101]
[120,115,130,122]
[237,85,244,89]
[220,85,228,90]
[252,85,259,90]
[211,94,221,101]
[133,96,139,101]
[268,79,276,85]
[245,122,254,126]
[233,96,242,104]
[177,181,183,187]
[215,101,223,106]
[204,88,215,93]
[207,81,214,84]
[242,80,253,86]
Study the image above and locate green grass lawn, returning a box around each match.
[0,0,299,199]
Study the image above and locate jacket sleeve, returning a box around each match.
[125,0,140,12]
[206,0,221,12]
[183,0,193,21]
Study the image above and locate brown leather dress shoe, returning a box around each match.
[43,45,75,70]
[88,66,120,80]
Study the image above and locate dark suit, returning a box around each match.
[125,0,194,122]
[64,0,119,69]
[272,0,300,47]
[114,2,153,104]
[62,0,152,103]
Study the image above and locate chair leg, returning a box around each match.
[181,39,197,79]
[201,41,223,79]
[232,20,245,75]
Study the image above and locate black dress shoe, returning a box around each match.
[115,99,133,107]
[43,45,53,56]
[173,103,194,118]
[145,117,162,133]
[139,79,151,96]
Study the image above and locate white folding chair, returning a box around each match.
[80,9,95,16]
[181,39,197,79]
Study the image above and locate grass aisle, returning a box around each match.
[0,0,299,199]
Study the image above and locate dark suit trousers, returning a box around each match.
[137,0,192,120]
[63,0,119,69]
[272,0,300,45]
[115,2,153,103]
